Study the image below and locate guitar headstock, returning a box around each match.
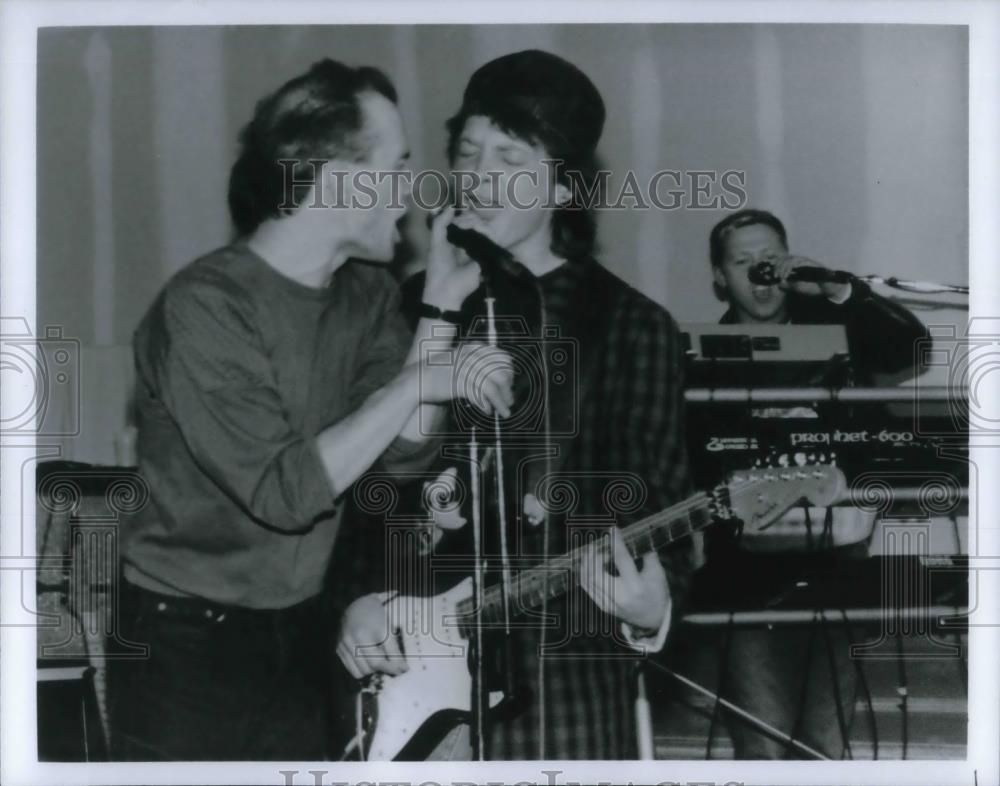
[720,454,846,534]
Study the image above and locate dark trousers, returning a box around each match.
[107,580,335,761]
[696,541,865,759]
[710,546,864,759]
[721,623,858,759]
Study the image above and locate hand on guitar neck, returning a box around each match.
[580,526,671,637]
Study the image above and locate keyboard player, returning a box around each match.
[700,208,928,759]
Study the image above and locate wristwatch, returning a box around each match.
[416,302,463,325]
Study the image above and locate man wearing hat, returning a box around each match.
[336,49,695,760]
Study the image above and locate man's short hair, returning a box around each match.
[709,208,789,267]
[227,59,397,236]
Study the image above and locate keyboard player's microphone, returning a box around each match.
[748,260,854,286]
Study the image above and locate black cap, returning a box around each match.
[456,49,605,158]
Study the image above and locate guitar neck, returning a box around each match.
[457,491,718,632]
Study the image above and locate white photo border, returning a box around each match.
[2,1,997,785]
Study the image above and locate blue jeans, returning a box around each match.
[107,581,335,761]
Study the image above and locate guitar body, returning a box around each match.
[358,578,505,761]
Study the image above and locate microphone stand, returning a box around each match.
[452,224,518,761]
[748,261,969,295]
[468,409,486,760]
[857,274,969,296]
[469,289,512,763]
[484,294,518,711]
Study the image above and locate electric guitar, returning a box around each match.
[339,459,845,760]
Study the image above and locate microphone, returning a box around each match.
[747,260,854,286]
[445,223,517,284]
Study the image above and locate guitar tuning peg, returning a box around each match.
[793,451,807,467]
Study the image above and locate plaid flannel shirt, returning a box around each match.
[330,256,695,760]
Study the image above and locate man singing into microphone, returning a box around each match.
[336,49,695,760]
[704,208,928,759]
[710,208,925,375]
[109,58,512,761]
